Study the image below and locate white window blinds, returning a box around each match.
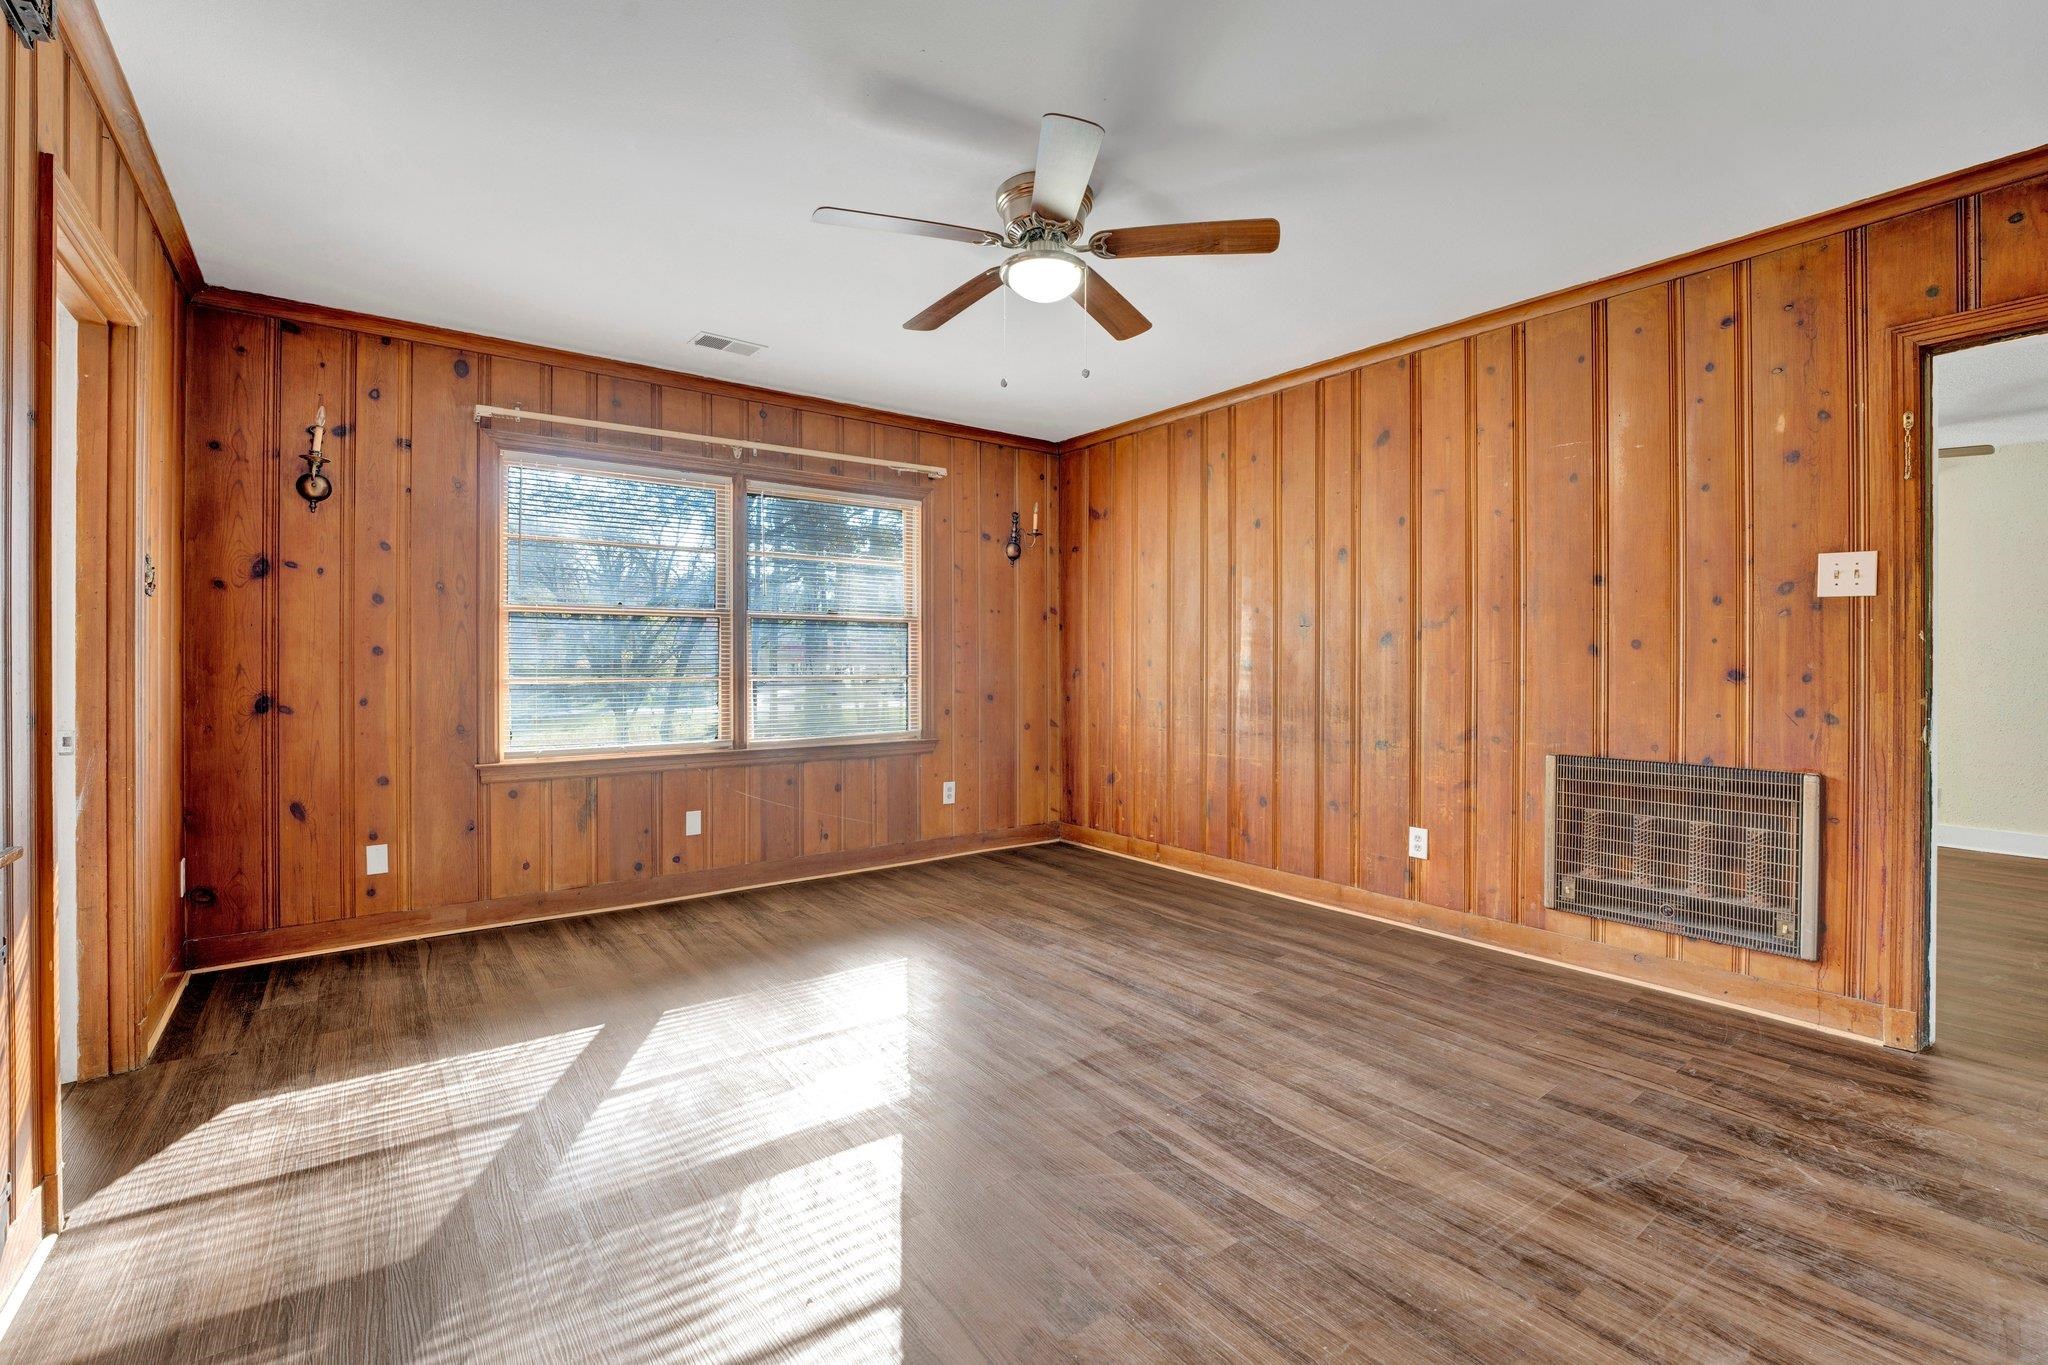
[744,485,922,743]
[501,458,732,754]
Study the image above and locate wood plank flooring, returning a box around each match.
[8,844,2048,1362]
[1936,848,2048,1066]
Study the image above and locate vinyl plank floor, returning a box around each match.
[8,844,2047,1363]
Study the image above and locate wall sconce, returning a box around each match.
[1005,502,1042,563]
[296,401,334,510]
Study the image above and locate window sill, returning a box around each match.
[477,735,938,784]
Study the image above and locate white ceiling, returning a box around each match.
[1936,333,2048,448]
[100,0,2048,442]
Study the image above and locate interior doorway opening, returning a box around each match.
[1928,330,2048,1065]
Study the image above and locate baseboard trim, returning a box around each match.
[1935,824,2048,860]
[187,825,1060,972]
[1056,825,1892,1049]
[136,971,188,1062]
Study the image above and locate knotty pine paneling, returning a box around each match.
[0,40,188,1285]
[1060,174,2048,1043]
[180,304,1061,965]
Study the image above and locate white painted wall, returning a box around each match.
[53,308,79,1083]
[1933,437,2048,857]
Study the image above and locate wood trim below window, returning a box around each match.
[476,734,939,784]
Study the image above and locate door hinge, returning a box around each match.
[0,934,8,969]
[1902,410,1916,481]
[2,1170,10,1222]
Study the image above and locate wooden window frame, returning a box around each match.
[477,431,938,781]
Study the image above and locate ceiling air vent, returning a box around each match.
[1543,754,1821,959]
[688,331,766,358]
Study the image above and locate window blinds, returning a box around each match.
[744,485,922,743]
[501,458,732,754]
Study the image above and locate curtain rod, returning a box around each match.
[471,404,948,479]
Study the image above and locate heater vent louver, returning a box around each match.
[1543,755,1820,959]
[688,332,765,357]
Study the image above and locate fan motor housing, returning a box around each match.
[997,172,1093,238]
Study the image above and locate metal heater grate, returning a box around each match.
[1543,755,1821,959]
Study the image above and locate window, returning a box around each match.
[497,452,923,760]
[745,485,921,743]
[501,456,732,755]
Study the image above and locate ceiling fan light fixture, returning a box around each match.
[1001,246,1084,303]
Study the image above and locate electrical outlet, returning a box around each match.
[684,809,702,837]
[942,780,957,806]
[1408,826,1430,859]
[1816,550,1876,598]
[364,843,389,876]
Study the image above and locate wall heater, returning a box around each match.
[1543,755,1822,960]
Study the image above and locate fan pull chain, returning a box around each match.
[999,285,1009,388]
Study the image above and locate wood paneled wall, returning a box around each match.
[1,10,189,1292]
[180,301,1060,967]
[1059,169,2048,1044]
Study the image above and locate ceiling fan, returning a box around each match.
[813,113,1280,341]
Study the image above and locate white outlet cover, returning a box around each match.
[365,843,389,876]
[1408,826,1430,859]
[1816,550,1877,598]
[685,809,703,837]
[942,780,957,805]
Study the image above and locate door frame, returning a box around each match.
[1888,291,2048,1050]
[21,153,147,1238]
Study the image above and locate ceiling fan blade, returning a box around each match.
[1030,113,1104,225]
[813,206,1001,246]
[904,268,1004,331]
[1087,218,1281,258]
[1074,265,1151,341]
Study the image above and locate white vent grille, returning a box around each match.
[1543,755,1821,959]
[688,331,766,357]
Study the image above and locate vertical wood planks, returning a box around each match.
[182,309,273,937]
[1130,427,1169,845]
[1200,413,1233,859]
[349,334,412,916]
[1748,236,1853,993]
[1274,383,1319,879]
[1518,308,1601,932]
[1601,285,1681,955]
[1603,284,1680,761]
[274,322,350,925]
[1166,420,1204,852]
[1977,172,2048,306]
[1356,360,1413,897]
[978,444,1017,834]
[405,345,483,907]
[1470,327,1519,920]
[1315,377,1355,885]
[1229,397,1276,867]
[1415,341,1472,910]
[1860,204,1960,1009]
[1015,447,1056,825]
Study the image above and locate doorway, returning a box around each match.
[1928,331,2048,1064]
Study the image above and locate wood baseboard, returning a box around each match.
[1058,824,1894,1048]
[186,825,1059,971]
[135,971,187,1063]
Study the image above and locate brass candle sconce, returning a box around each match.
[1005,501,1042,563]
[297,402,334,509]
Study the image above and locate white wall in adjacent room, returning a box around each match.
[1933,436,2048,855]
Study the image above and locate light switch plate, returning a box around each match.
[1408,826,1430,859]
[1816,550,1877,598]
[942,780,957,806]
[365,843,389,876]
[684,809,702,837]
